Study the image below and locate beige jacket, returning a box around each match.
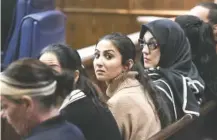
[106,71,161,140]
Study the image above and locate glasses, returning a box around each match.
[138,39,158,50]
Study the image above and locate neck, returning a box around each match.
[106,71,139,97]
[37,107,59,123]
[23,107,59,137]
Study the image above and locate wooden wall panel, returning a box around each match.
[65,13,140,49]
[62,0,95,8]
[94,0,129,9]
[130,0,154,9]
[57,0,214,49]
[132,0,214,10]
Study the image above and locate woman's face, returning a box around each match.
[93,40,125,83]
[1,96,30,136]
[39,53,62,73]
[141,31,161,68]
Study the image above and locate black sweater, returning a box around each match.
[59,90,122,140]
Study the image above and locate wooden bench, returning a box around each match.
[148,100,217,140]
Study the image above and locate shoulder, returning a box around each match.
[59,89,87,111]
[26,122,85,140]
[108,90,155,116]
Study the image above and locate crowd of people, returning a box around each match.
[1,2,217,140]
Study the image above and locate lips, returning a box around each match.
[95,69,105,73]
[144,58,150,62]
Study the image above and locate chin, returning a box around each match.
[144,63,157,69]
[144,64,151,69]
[95,75,107,81]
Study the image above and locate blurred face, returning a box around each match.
[39,53,61,73]
[141,31,160,68]
[189,6,209,22]
[93,40,124,83]
[1,96,32,136]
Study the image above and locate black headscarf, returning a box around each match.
[139,19,205,118]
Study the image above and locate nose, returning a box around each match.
[93,56,103,68]
[142,44,150,55]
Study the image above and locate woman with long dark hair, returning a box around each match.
[39,44,122,140]
[175,15,217,101]
[93,33,171,140]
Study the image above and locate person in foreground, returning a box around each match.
[93,33,172,140]
[0,58,86,140]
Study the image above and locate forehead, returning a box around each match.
[144,31,154,40]
[189,6,209,22]
[39,52,59,64]
[96,40,119,52]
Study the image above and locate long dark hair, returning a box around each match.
[97,32,170,127]
[39,44,104,104]
[39,44,88,77]
[175,15,217,97]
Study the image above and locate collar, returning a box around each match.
[106,71,140,98]
[24,115,65,139]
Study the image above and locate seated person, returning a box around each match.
[39,44,122,140]
[139,19,205,121]
[0,58,86,140]
[175,15,217,101]
[93,33,171,140]
[189,2,217,52]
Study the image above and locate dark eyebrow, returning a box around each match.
[104,50,115,53]
[94,49,115,53]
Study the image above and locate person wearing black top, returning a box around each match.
[139,20,205,122]
[0,59,86,140]
[175,15,217,102]
[39,44,122,140]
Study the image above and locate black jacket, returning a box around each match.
[140,19,205,119]
[59,89,122,140]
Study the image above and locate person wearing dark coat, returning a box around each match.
[39,44,122,140]
[175,15,217,102]
[139,19,205,122]
[0,59,86,140]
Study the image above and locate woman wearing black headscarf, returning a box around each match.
[139,19,205,122]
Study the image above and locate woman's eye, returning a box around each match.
[94,53,100,59]
[105,54,113,60]
[149,43,155,49]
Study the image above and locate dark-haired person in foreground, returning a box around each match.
[39,44,122,140]
[0,59,86,140]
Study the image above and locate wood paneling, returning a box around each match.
[56,0,214,50]
[62,0,95,8]
[94,0,129,9]
[131,0,214,10]
[65,13,139,49]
